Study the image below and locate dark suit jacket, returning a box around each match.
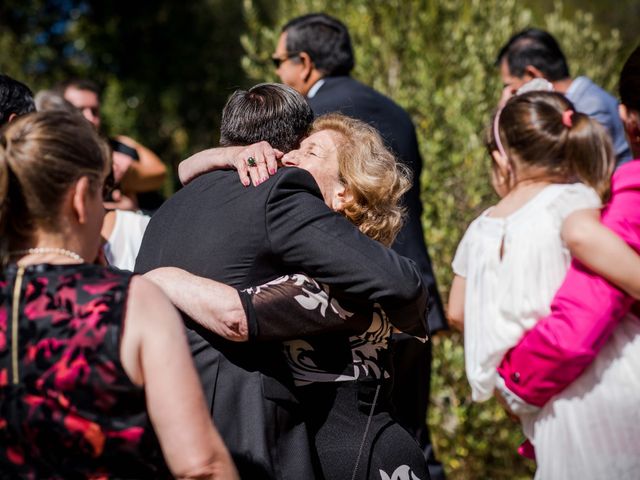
[308,75,447,333]
[135,167,428,479]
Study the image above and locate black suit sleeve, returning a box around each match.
[261,168,428,338]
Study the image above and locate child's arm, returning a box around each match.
[447,275,466,331]
[562,209,640,299]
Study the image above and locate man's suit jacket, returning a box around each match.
[308,75,447,332]
[135,167,428,479]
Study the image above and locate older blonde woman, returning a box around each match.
[149,114,430,480]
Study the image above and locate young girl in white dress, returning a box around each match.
[448,90,640,479]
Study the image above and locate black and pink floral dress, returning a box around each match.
[0,263,170,479]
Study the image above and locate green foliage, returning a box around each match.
[241,1,622,478]
[0,0,252,191]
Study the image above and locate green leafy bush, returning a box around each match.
[241,1,622,478]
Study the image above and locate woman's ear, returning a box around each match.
[331,184,353,212]
[71,176,91,225]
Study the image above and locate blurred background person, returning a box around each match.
[56,78,167,212]
[35,88,150,271]
[0,74,35,127]
[496,28,632,166]
[0,110,237,479]
[34,88,78,113]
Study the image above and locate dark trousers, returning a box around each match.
[389,333,446,480]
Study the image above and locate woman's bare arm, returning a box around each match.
[178,142,282,187]
[121,276,239,479]
[562,209,640,299]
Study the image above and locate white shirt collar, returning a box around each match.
[306,78,326,99]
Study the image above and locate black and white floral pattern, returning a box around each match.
[246,274,392,386]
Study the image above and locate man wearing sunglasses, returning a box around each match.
[273,13,447,480]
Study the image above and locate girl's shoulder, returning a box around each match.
[546,183,601,221]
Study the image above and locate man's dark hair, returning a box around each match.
[54,78,101,98]
[496,28,570,81]
[220,83,313,152]
[0,74,35,126]
[620,45,640,113]
[282,13,354,76]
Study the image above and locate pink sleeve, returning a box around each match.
[497,180,640,407]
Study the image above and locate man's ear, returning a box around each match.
[298,52,315,81]
[523,65,544,80]
[331,184,354,212]
[71,176,91,225]
[7,113,17,123]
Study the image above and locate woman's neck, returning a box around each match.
[9,232,86,266]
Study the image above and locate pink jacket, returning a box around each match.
[498,160,640,407]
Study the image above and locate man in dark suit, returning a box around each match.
[135,83,428,479]
[272,14,447,479]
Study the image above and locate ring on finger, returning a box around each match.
[247,156,257,167]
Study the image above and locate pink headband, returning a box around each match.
[562,109,574,128]
[493,78,556,157]
[493,107,507,158]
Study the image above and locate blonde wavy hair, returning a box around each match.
[311,114,411,246]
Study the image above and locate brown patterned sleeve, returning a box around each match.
[242,274,373,342]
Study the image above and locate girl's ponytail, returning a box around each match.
[563,110,615,199]
[497,91,614,197]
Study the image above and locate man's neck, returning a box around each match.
[551,77,573,94]
[300,70,325,97]
[306,78,326,99]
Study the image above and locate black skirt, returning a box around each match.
[297,379,431,480]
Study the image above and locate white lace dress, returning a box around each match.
[453,182,640,479]
[453,183,602,403]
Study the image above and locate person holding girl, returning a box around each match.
[448,87,640,479]
[0,110,237,479]
[494,47,640,479]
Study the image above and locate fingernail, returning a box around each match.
[243,179,250,186]
[269,168,275,175]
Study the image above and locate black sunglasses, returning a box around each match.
[271,52,300,69]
